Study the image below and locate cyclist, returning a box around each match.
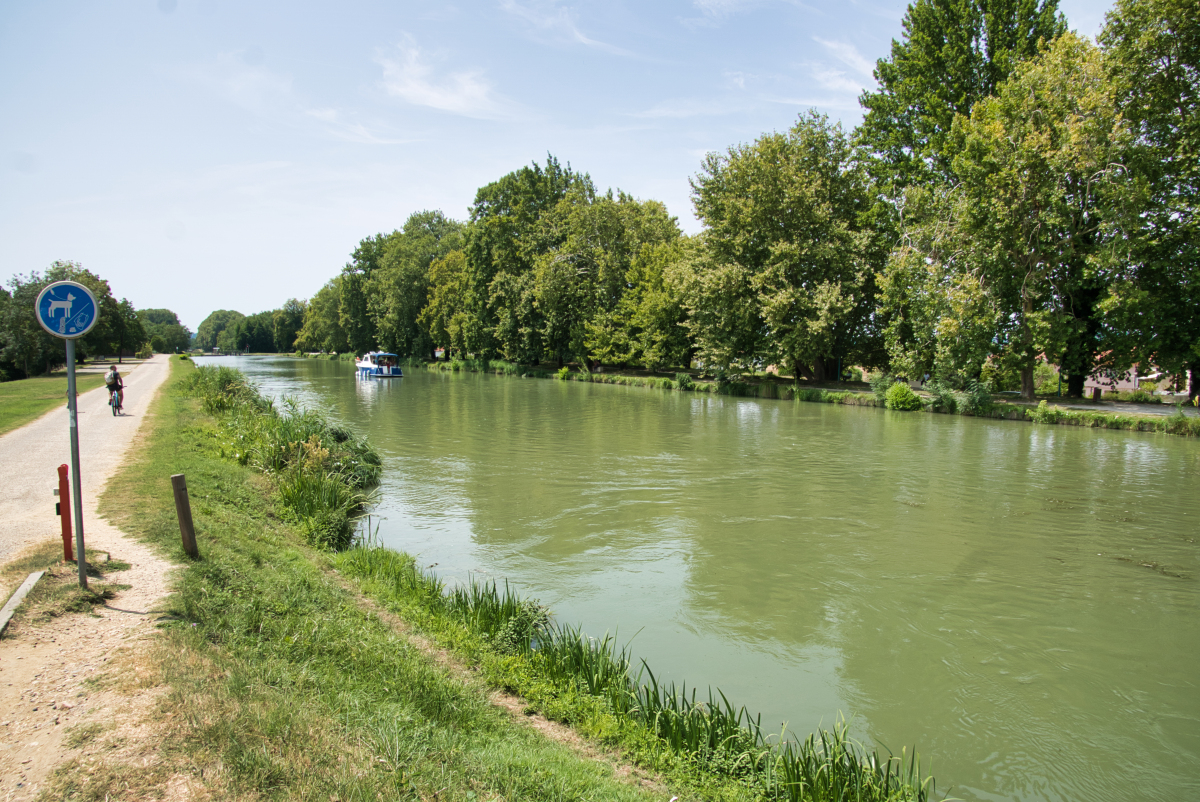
[104,364,124,413]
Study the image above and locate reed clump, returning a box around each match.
[181,366,381,549]
[334,546,939,802]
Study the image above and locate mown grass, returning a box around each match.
[43,357,677,802]
[335,548,940,802]
[0,372,108,435]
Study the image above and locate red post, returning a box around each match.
[57,464,73,561]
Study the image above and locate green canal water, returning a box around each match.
[213,356,1200,802]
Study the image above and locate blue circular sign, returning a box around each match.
[35,281,100,339]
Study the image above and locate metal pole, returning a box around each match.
[65,338,87,589]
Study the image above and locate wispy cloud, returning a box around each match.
[629,98,747,119]
[500,0,633,56]
[190,53,401,144]
[813,37,876,78]
[304,108,409,145]
[808,38,877,95]
[376,38,516,119]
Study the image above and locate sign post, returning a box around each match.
[35,280,99,589]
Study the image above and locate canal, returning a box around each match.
[212,355,1200,802]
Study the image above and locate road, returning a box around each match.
[0,355,170,568]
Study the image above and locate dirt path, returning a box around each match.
[0,356,175,801]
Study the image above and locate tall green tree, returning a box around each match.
[883,33,1133,397]
[195,310,245,351]
[271,299,306,353]
[464,156,595,361]
[340,232,398,354]
[419,250,471,359]
[138,309,192,353]
[858,0,1066,192]
[367,211,465,358]
[1098,0,1200,399]
[688,112,887,379]
[295,278,348,354]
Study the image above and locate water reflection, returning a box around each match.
[210,357,1200,802]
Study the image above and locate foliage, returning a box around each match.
[884,382,924,410]
[957,379,994,415]
[869,372,897,401]
[857,0,1066,191]
[138,308,192,353]
[294,277,349,354]
[194,309,245,352]
[688,112,886,380]
[926,380,957,413]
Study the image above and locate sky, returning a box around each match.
[1,0,1115,330]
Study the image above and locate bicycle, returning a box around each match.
[109,388,123,416]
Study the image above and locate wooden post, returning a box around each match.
[171,474,200,559]
[57,464,73,562]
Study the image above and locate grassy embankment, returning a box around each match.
[41,357,940,801]
[0,372,108,436]
[402,357,1200,438]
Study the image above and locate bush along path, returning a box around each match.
[399,356,1200,438]
[179,364,941,800]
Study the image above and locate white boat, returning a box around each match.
[355,352,403,378]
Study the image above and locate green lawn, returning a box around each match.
[0,373,110,436]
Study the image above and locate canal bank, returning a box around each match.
[223,354,1200,802]
[5,358,936,801]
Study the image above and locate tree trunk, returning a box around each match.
[1020,364,1036,400]
[812,359,826,383]
[1066,372,1086,398]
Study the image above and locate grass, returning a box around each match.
[0,372,108,435]
[334,548,940,802]
[39,356,678,802]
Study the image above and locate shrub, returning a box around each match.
[675,372,695,391]
[927,381,957,413]
[795,387,825,403]
[958,379,993,415]
[885,382,924,411]
[556,366,570,381]
[136,344,153,359]
[869,372,896,401]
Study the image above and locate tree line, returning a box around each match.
[210,0,1198,400]
[0,261,192,380]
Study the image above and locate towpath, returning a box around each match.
[0,355,174,800]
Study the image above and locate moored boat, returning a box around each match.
[355,352,403,378]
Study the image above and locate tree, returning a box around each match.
[886,34,1133,398]
[367,211,465,358]
[294,278,348,354]
[689,112,887,379]
[1098,0,1200,399]
[272,299,306,353]
[858,0,1066,192]
[464,155,595,360]
[107,298,147,362]
[340,233,399,354]
[195,310,245,351]
[420,250,471,359]
[138,309,192,353]
[0,273,62,377]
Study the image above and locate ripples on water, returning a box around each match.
[215,357,1200,802]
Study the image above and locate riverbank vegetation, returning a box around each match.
[61,360,940,800]
[204,0,1198,405]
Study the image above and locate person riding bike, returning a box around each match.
[104,364,124,413]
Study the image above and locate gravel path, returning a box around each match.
[0,355,177,800]
[0,356,170,566]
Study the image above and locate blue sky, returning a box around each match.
[1,0,1114,329]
